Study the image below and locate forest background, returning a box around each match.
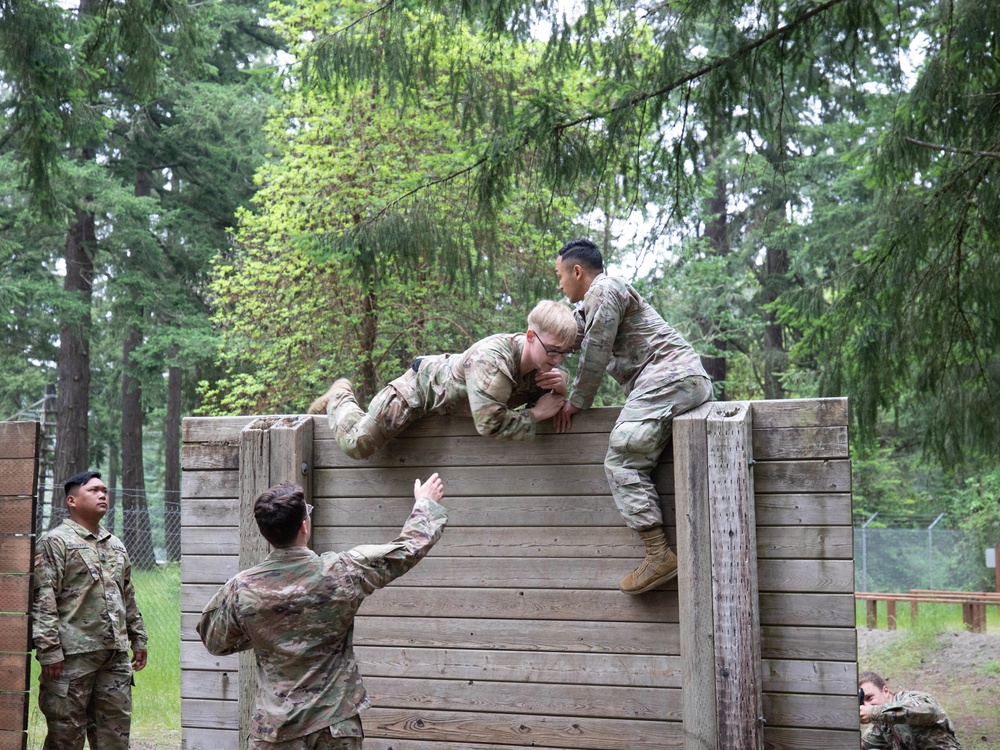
[1,0,999,580]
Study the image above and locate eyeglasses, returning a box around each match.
[531,330,574,357]
[305,503,314,520]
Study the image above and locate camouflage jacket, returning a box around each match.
[398,332,566,441]
[863,690,962,749]
[197,496,448,742]
[569,274,709,420]
[32,519,147,664]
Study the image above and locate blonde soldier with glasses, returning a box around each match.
[308,300,577,459]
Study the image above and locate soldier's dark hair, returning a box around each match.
[858,671,888,690]
[254,482,308,547]
[557,238,604,274]
[64,471,102,498]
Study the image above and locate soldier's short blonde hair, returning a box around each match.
[527,300,577,349]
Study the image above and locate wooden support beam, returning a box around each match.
[676,401,764,750]
[237,416,314,747]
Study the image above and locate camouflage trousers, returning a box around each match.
[39,648,132,750]
[248,717,363,750]
[606,375,713,531]
[328,371,423,460]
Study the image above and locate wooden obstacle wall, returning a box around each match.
[180,398,856,749]
[0,422,40,750]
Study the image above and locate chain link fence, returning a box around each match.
[855,525,994,593]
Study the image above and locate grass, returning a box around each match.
[27,564,182,749]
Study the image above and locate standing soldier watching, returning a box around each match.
[553,238,713,595]
[32,471,148,749]
[197,473,447,749]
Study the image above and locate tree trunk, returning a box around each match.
[119,168,156,567]
[761,243,789,400]
[121,325,156,567]
[107,443,118,535]
[164,362,182,562]
[359,287,379,400]
[52,207,96,528]
[700,169,730,399]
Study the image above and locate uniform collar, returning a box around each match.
[63,518,111,542]
[266,545,318,561]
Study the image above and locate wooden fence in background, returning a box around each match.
[180,398,856,750]
[0,422,40,750]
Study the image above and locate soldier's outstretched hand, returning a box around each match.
[414,473,444,504]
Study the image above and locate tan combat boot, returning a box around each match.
[619,526,678,595]
[307,378,354,415]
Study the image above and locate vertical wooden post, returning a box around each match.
[0,421,40,750]
[237,416,314,746]
[886,601,897,630]
[866,600,878,629]
[675,402,715,750]
[676,401,763,750]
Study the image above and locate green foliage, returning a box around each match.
[816,0,1000,466]
[199,7,581,414]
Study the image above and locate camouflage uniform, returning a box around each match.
[863,690,963,749]
[197,495,448,747]
[569,273,712,530]
[32,519,147,750]
[329,333,563,459]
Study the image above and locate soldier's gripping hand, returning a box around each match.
[414,473,444,505]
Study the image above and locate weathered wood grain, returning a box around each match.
[754,494,853,526]
[751,459,851,494]
[752,426,849,460]
[749,398,848,428]
[756,525,852,559]
[0,536,32,573]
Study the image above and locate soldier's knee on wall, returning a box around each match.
[608,420,664,457]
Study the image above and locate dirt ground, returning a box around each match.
[857,627,1000,749]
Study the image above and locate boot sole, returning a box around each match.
[620,568,679,596]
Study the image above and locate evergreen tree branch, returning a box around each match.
[554,0,851,133]
[903,137,1000,160]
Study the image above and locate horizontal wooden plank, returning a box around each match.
[0,691,27,732]
[182,494,642,528]
[759,593,855,627]
[0,498,34,535]
[182,613,681,655]
[761,658,856,695]
[751,459,851,494]
[180,727,238,750]
[763,692,858,730]
[757,559,854,594]
[181,470,238,500]
[0,536,33,573]
[752,426,849,460]
[756,526,853,559]
[0,575,30,613]
[0,654,28,692]
[0,729,28,750]
[182,443,240,471]
[749,398,848,429]
[0,459,36,498]
[181,643,238,672]
[763,726,861,750]
[760,626,857,661]
[365,707,681,750]
[0,423,39,459]
[181,416,255,443]
[314,525,648,558]
[754,494,853,526]
[313,406,624,441]
[316,431,617,469]
[365,675,679,721]
[182,648,682,695]
[181,526,239,556]
[316,466,619,499]
[0,615,30,653]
